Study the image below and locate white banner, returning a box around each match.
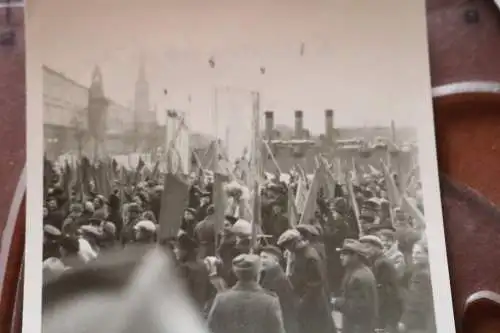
[165,110,190,174]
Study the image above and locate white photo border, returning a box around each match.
[24,1,457,332]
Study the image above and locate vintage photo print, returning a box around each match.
[26,0,456,332]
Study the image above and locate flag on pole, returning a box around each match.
[299,168,321,225]
[158,173,190,241]
[345,171,363,236]
[287,185,298,227]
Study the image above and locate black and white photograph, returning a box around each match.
[26,1,455,332]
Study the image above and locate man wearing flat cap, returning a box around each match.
[277,229,336,333]
[207,254,286,333]
[360,235,402,332]
[259,246,300,333]
[332,239,378,333]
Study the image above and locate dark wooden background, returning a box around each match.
[2,0,500,332]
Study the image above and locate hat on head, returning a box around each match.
[277,229,301,247]
[336,238,368,257]
[134,220,157,233]
[43,257,68,275]
[259,245,282,259]
[231,219,252,236]
[296,224,320,238]
[363,197,381,210]
[127,203,141,214]
[84,201,95,213]
[232,254,261,275]
[185,207,197,215]
[365,223,395,234]
[79,225,103,238]
[102,221,117,236]
[377,229,396,241]
[359,235,384,249]
[88,217,102,226]
[153,185,164,193]
[44,224,61,237]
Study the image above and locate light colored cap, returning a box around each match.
[277,228,301,246]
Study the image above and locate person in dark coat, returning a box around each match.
[194,205,216,258]
[360,235,402,332]
[174,232,215,314]
[277,229,336,333]
[216,216,240,288]
[45,195,66,230]
[43,225,62,260]
[107,190,123,239]
[296,224,326,262]
[398,240,436,333]
[196,192,212,221]
[259,245,300,333]
[332,238,378,333]
[61,203,86,236]
[120,203,142,245]
[181,207,198,238]
[208,254,286,333]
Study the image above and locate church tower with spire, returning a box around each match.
[88,65,108,159]
[132,58,156,152]
[134,59,151,120]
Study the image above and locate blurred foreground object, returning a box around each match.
[43,245,209,333]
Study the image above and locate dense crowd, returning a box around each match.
[42,155,435,333]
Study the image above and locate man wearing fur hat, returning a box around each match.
[360,235,402,332]
[207,254,285,333]
[332,239,378,333]
[277,229,336,333]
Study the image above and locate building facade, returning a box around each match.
[43,65,157,159]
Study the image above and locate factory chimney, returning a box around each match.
[325,109,334,142]
[294,110,303,139]
[264,111,274,140]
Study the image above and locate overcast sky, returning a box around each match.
[30,0,430,151]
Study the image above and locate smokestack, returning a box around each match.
[294,110,303,139]
[264,111,274,140]
[325,109,334,142]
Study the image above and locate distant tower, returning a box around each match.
[134,60,151,121]
[132,59,152,151]
[88,65,108,159]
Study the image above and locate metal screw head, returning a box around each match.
[464,8,480,24]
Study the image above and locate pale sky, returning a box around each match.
[29,0,430,149]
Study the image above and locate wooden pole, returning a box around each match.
[250,91,261,253]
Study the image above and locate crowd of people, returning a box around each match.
[42,154,435,333]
